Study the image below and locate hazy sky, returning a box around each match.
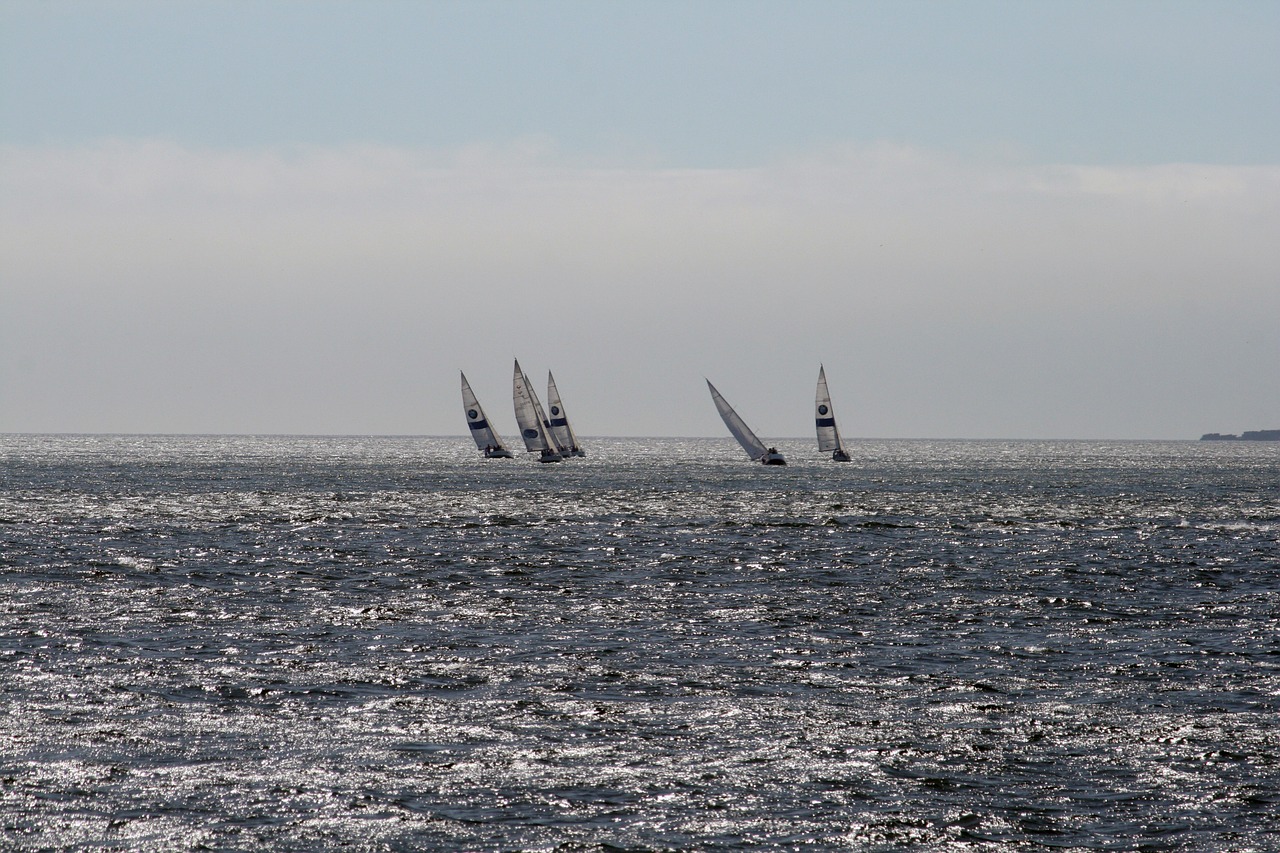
[3,0,1278,439]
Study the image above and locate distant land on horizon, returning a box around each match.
[1200,429,1280,441]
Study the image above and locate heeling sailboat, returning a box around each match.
[460,372,514,458]
[706,380,787,465]
[815,365,851,462]
[512,359,563,463]
[546,371,586,458]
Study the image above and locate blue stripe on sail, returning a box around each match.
[550,418,569,427]
[816,417,837,427]
[467,419,491,431]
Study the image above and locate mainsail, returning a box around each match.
[461,371,511,456]
[815,365,843,452]
[815,365,851,462]
[707,380,769,461]
[546,371,584,457]
[513,359,561,460]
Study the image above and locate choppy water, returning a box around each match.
[2,434,1278,851]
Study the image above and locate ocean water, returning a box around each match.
[1,434,1277,851]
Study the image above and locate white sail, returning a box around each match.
[815,365,843,452]
[529,383,566,462]
[461,372,511,456]
[513,360,552,452]
[815,365,851,461]
[513,360,561,460]
[546,371,584,457]
[707,380,769,461]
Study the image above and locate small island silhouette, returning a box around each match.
[1200,429,1280,441]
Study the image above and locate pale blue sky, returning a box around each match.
[5,1,1277,164]
[3,1,1279,439]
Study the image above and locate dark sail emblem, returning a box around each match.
[467,408,479,420]
[818,405,829,416]
[522,428,539,440]
[550,405,560,416]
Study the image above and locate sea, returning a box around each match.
[2,434,1277,852]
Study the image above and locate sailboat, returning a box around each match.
[815,365,851,462]
[460,372,514,458]
[706,380,787,465]
[512,359,563,463]
[546,371,586,458]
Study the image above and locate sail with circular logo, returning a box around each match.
[815,365,851,462]
[460,372,514,458]
[546,371,586,458]
[512,359,563,462]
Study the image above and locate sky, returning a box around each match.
[3,0,1278,439]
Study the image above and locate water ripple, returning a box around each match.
[2,435,1278,849]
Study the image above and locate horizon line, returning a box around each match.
[0,432,1216,442]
